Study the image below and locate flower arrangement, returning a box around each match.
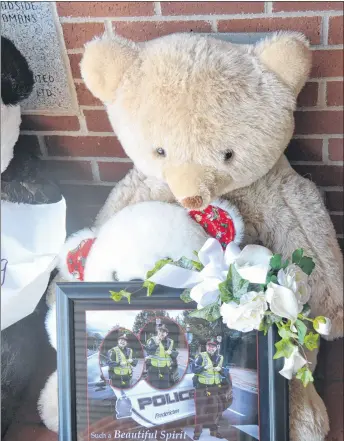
[135,238,331,387]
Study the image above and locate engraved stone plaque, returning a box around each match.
[1,1,76,113]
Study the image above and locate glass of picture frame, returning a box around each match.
[56,282,289,441]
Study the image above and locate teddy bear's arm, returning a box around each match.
[256,159,343,339]
[95,167,174,228]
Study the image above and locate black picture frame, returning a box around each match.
[56,282,289,441]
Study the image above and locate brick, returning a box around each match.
[294,110,343,135]
[327,81,344,106]
[273,2,343,12]
[98,161,133,181]
[45,136,127,158]
[286,138,323,161]
[161,1,264,15]
[331,214,344,234]
[292,164,343,187]
[329,15,344,45]
[43,160,93,181]
[62,23,104,50]
[114,20,212,42]
[328,138,344,161]
[57,1,154,17]
[75,82,102,106]
[218,17,321,44]
[15,135,41,156]
[83,110,113,132]
[68,53,82,79]
[60,184,112,206]
[297,82,319,107]
[21,115,80,132]
[311,50,344,78]
[326,191,344,211]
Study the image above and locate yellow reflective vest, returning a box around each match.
[110,346,133,376]
[197,352,223,385]
[150,337,173,368]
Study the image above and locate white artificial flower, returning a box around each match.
[226,243,273,284]
[220,292,268,332]
[277,264,311,307]
[265,282,300,322]
[279,347,307,380]
[314,317,332,336]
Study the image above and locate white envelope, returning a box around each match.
[1,197,67,330]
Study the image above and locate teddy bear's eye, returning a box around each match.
[156,147,166,157]
[224,150,233,162]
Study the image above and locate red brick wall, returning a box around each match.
[20,2,343,248]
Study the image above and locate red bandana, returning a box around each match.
[66,238,96,281]
[189,205,235,249]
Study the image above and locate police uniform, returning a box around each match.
[192,338,231,440]
[145,325,175,389]
[108,334,136,389]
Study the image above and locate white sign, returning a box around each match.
[1,1,76,113]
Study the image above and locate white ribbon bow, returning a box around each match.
[149,238,273,309]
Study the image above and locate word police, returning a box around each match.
[138,389,195,410]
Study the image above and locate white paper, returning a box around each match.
[1,198,66,330]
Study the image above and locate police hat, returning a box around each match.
[206,338,218,347]
[118,333,128,341]
[158,325,169,333]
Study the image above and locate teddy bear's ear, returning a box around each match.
[80,34,138,103]
[255,32,312,96]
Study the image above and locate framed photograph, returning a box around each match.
[56,282,289,441]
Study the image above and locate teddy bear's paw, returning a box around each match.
[38,370,59,433]
[289,380,329,441]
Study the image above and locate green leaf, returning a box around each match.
[296,366,314,387]
[298,256,315,276]
[304,332,319,351]
[146,258,173,279]
[295,319,308,345]
[110,290,132,304]
[259,313,281,336]
[143,280,156,297]
[313,316,326,332]
[292,249,304,265]
[189,302,221,322]
[270,254,282,270]
[273,338,296,359]
[278,326,297,340]
[233,280,250,301]
[266,270,278,285]
[219,280,233,303]
[180,289,193,303]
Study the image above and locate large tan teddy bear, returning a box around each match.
[71,31,342,441]
[79,31,343,441]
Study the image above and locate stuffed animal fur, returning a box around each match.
[76,31,343,441]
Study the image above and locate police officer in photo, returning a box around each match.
[108,334,137,389]
[192,337,230,440]
[145,324,176,389]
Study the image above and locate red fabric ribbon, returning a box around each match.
[66,238,96,281]
[189,205,236,249]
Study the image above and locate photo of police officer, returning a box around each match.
[99,329,144,390]
[140,318,188,390]
[192,338,233,440]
